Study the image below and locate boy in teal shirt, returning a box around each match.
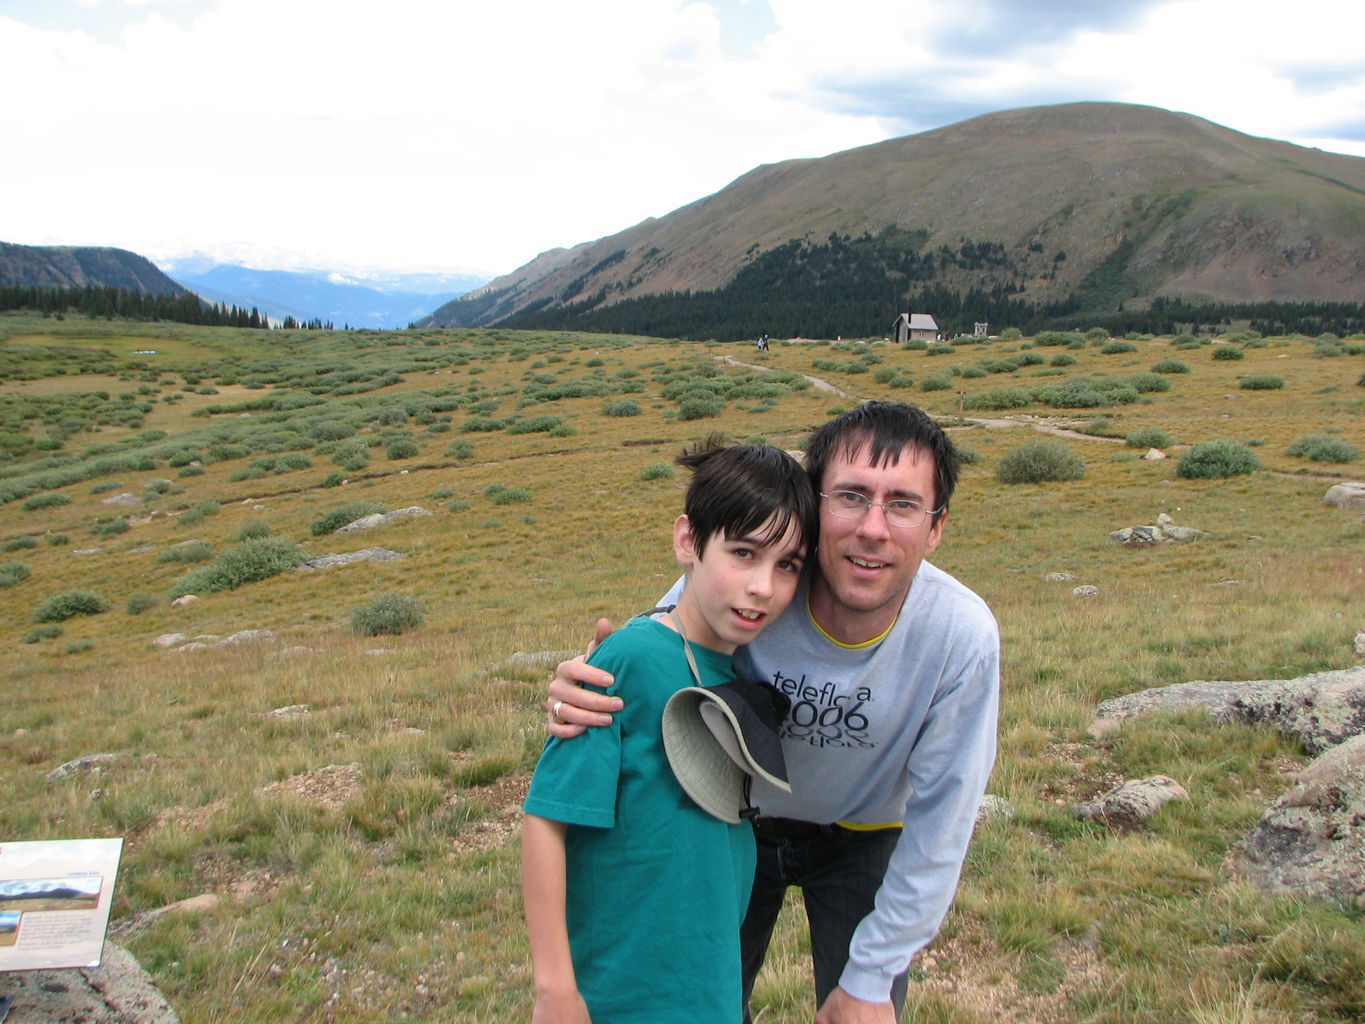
[522,442,818,1023]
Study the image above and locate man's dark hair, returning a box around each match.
[803,401,959,524]
[676,437,819,558]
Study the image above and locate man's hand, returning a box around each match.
[814,986,896,1024]
[545,618,620,739]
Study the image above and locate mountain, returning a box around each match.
[418,102,1365,338]
[0,242,189,296]
[163,264,487,329]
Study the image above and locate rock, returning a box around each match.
[152,633,187,649]
[335,507,432,533]
[217,630,274,647]
[101,493,141,507]
[1043,572,1075,582]
[1072,585,1101,597]
[975,794,1016,824]
[1073,775,1189,827]
[1142,448,1167,460]
[169,595,199,608]
[1322,481,1365,510]
[1234,734,1365,908]
[47,753,120,782]
[298,547,407,570]
[267,704,312,719]
[1111,513,1207,545]
[0,940,180,1023]
[1110,525,1164,546]
[110,894,222,938]
[1162,525,1210,541]
[1091,666,1365,756]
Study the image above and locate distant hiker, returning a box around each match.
[756,333,769,351]
[523,440,817,1024]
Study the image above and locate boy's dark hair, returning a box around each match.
[676,437,818,559]
[804,401,959,524]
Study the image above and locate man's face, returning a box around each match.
[811,442,945,643]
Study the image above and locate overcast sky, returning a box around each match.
[5,0,1363,282]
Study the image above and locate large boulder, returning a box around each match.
[1322,481,1365,510]
[1234,734,1365,908]
[1091,666,1365,756]
[2,941,179,1023]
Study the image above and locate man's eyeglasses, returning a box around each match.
[820,490,942,529]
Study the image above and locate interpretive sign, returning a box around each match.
[0,839,122,972]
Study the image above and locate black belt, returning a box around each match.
[752,816,840,839]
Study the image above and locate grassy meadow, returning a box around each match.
[1,312,1362,1022]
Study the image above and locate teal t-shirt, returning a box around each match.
[524,615,756,1024]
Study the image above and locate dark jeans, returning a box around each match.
[741,820,908,1022]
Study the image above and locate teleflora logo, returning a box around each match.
[768,671,875,748]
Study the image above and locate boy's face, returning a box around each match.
[672,513,807,655]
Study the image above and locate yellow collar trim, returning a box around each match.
[807,591,898,649]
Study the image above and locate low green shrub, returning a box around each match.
[603,399,642,417]
[1212,346,1245,361]
[157,540,213,563]
[678,393,725,420]
[1177,439,1261,478]
[311,501,386,536]
[640,463,674,481]
[126,592,157,615]
[351,593,425,636]
[1286,434,1359,463]
[237,521,272,541]
[33,590,109,623]
[167,537,307,598]
[1240,375,1285,390]
[486,484,531,505]
[385,438,419,459]
[1151,359,1191,374]
[0,561,32,587]
[2,537,37,552]
[22,624,62,644]
[461,416,507,432]
[963,388,1032,410]
[1049,354,1076,367]
[995,439,1086,484]
[22,492,70,512]
[920,373,954,392]
[1125,427,1175,449]
[1101,341,1138,354]
[507,415,566,435]
[91,517,130,538]
[1125,373,1171,393]
[178,500,219,526]
[445,439,475,459]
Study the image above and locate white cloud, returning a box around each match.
[1,0,1362,276]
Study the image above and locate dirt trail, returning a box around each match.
[716,354,1124,440]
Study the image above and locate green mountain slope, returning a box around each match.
[421,102,1365,335]
[0,242,189,296]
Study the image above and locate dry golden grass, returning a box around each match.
[1,316,1362,1022]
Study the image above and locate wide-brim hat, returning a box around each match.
[662,678,791,824]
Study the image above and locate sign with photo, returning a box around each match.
[0,839,123,972]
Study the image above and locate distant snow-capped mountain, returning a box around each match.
[162,262,488,328]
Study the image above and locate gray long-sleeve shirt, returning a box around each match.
[661,558,1000,1002]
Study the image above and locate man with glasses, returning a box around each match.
[546,401,1000,1023]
